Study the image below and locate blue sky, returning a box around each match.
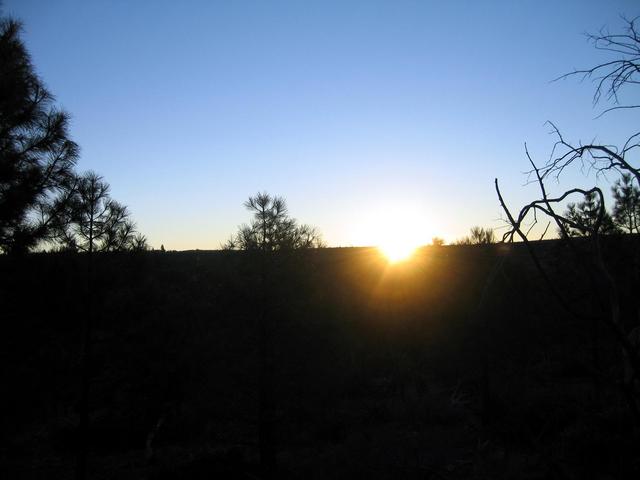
[4,0,639,249]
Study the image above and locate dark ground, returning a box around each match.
[1,240,639,479]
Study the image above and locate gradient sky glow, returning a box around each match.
[4,0,639,249]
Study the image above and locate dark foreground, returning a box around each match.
[1,241,639,479]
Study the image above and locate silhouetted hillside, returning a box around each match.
[1,240,638,478]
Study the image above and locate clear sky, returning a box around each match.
[4,0,639,249]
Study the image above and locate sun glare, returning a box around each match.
[348,201,432,263]
[378,241,417,263]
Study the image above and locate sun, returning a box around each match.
[378,240,417,263]
[348,201,432,263]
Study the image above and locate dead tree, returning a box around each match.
[555,15,640,119]
[495,148,640,412]
[496,170,640,419]
[496,15,640,423]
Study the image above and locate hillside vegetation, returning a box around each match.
[2,240,638,478]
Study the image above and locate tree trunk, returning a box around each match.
[258,248,277,479]
[76,221,94,480]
